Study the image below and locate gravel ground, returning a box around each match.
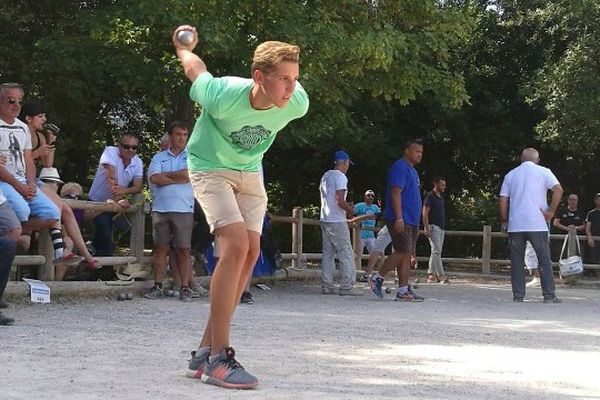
[1,279,599,400]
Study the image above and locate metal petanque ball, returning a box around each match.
[177,30,194,45]
[125,293,134,300]
[117,293,127,301]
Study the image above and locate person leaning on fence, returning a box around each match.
[145,121,196,302]
[585,194,600,274]
[319,150,363,297]
[499,147,563,303]
[0,83,67,264]
[422,176,449,284]
[19,101,101,271]
[88,132,143,257]
[370,138,425,302]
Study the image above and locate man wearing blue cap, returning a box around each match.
[319,150,362,296]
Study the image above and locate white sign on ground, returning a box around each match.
[22,278,51,303]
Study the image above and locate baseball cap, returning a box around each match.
[333,150,353,164]
[365,190,375,197]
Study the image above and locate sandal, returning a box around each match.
[55,253,84,265]
[83,259,103,270]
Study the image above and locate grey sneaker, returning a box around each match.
[0,312,14,326]
[144,285,164,300]
[179,287,192,302]
[187,348,210,379]
[339,287,364,296]
[321,286,336,295]
[395,286,425,302]
[543,296,562,304]
[201,347,258,389]
[189,286,208,298]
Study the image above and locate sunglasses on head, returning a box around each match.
[121,144,138,150]
[7,97,23,105]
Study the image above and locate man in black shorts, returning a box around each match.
[370,139,424,301]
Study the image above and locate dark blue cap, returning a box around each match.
[333,150,353,165]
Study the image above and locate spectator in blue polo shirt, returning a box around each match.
[145,121,195,302]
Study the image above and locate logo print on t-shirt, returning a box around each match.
[230,125,271,150]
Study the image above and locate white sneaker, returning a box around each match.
[526,277,541,288]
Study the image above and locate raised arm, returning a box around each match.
[172,25,207,83]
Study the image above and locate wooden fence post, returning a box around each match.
[291,207,305,269]
[37,228,54,281]
[482,225,492,274]
[129,193,145,264]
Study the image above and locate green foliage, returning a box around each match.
[5,0,598,246]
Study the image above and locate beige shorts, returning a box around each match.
[189,169,267,234]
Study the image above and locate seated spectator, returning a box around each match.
[88,133,143,257]
[0,83,66,263]
[19,101,100,271]
[0,187,20,325]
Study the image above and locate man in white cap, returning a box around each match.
[353,189,381,281]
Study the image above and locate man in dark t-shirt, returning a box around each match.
[423,177,448,283]
[585,194,600,264]
[553,194,586,233]
[553,193,586,259]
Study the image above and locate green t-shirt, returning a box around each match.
[187,71,309,172]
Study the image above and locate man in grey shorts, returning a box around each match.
[145,121,195,302]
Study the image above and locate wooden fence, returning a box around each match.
[272,207,600,273]
[14,204,600,281]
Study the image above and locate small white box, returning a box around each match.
[23,278,51,303]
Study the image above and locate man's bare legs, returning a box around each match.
[366,250,384,276]
[199,224,260,355]
[151,245,170,286]
[379,251,411,287]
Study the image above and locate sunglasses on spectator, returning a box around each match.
[7,97,23,105]
[121,144,138,150]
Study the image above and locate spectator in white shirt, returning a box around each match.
[88,133,143,256]
[499,148,563,303]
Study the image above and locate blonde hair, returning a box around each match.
[60,182,83,198]
[251,41,300,74]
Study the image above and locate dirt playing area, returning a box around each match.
[1,279,599,400]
